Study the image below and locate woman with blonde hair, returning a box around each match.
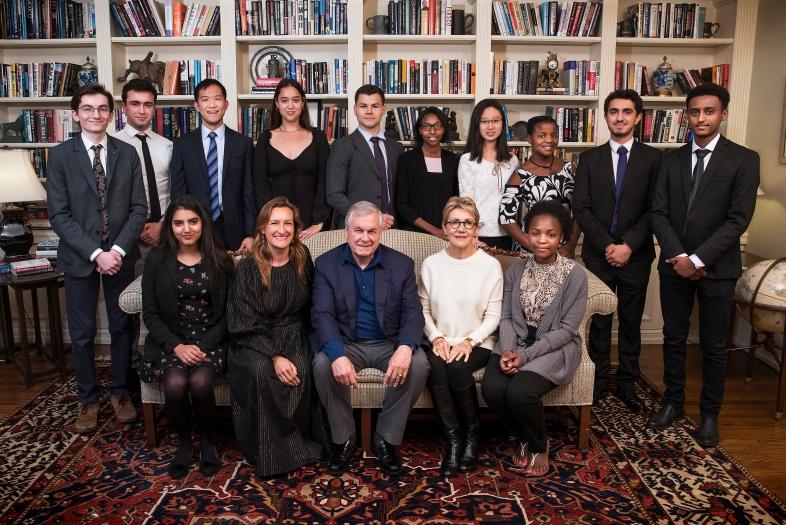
[228,196,325,477]
[419,196,503,475]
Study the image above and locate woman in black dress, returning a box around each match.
[228,197,325,477]
[253,79,331,239]
[141,195,234,478]
[395,107,459,237]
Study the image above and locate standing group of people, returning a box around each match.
[45,75,757,480]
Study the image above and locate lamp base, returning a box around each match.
[0,208,34,259]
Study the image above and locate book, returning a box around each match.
[10,258,53,277]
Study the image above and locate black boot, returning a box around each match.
[431,385,462,477]
[454,386,480,473]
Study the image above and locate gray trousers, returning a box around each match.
[312,340,429,445]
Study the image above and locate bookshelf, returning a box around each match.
[0,0,759,155]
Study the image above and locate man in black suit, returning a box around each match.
[47,84,148,434]
[648,83,759,447]
[573,89,662,413]
[326,84,404,228]
[170,79,255,252]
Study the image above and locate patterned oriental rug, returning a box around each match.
[1,369,785,525]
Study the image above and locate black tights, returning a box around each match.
[164,367,217,440]
[481,355,556,453]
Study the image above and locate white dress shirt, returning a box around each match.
[201,124,226,210]
[609,137,635,184]
[113,123,172,221]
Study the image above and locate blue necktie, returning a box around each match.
[206,131,220,220]
[611,145,627,236]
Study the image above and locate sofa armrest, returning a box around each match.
[119,275,143,315]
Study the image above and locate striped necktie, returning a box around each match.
[206,131,220,220]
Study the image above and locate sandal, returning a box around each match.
[513,441,530,468]
[525,442,549,477]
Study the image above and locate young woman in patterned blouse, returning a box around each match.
[141,195,234,478]
[499,115,581,256]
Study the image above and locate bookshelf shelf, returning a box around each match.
[0,38,96,49]
[491,36,602,45]
[364,35,476,44]
[400,140,467,147]
[0,143,60,148]
[648,142,687,149]
[615,37,735,48]
[236,35,349,44]
[111,36,222,46]
[111,94,197,103]
[641,95,687,104]
[238,93,348,101]
[0,97,73,104]
[385,94,476,101]
[508,141,597,148]
[495,95,600,103]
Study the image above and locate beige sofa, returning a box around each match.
[119,229,617,451]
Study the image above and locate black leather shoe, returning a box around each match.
[593,388,610,405]
[696,415,720,448]
[616,389,644,414]
[454,386,480,473]
[431,386,462,477]
[371,434,403,477]
[328,438,357,477]
[646,403,684,430]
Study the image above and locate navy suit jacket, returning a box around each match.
[311,243,424,356]
[46,134,147,278]
[169,126,255,250]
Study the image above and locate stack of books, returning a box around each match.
[236,0,347,36]
[632,2,707,38]
[544,105,596,143]
[635,108,690,143]
[35,239,59,260]
[9,258,53,277]
[0,62,82,98]
[1,0,96,39]
[16,109,81,143]
[492,1,603,37]
[110,0,221,37]
[363,59,476,95]
[117,106,202,140]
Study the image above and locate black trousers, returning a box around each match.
[659,272,736,417]
[584,258,652,393]
[481,355,556,453]
[427,345,491,390]
[64,266,135,404]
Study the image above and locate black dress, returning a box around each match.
[395,147,460,231]
[227,256,325,477]
[253,129,331,228]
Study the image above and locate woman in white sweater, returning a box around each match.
[419,196,503,476]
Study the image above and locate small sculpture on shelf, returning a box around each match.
[78,57,99,87]
[384,111,400,141]
[652,56,676,96]
[116,52,166,93]
[510,120,529,142]
[536,52,565,94]
[447,111,460,141]
[0,115,25,143]
[617,6,637,37]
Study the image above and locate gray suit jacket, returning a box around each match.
[496,258,588,386]
[326,129,404,225]
[47,134,148,278]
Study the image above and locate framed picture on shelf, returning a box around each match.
[781,81,786,164]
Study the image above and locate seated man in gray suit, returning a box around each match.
[326,85,404,228]
[312,201,429,477]
[47,83,148,434]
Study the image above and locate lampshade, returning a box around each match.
[0,149,47,203]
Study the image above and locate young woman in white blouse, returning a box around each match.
[458,99,519,250]
[419,196,504,476]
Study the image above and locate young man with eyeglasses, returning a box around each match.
[47,83,148,434]
[326,84,404,228]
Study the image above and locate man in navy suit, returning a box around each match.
[170,79,255,252]
[312,201,429,477]
[47,84,148,434]
[649,83,759,447]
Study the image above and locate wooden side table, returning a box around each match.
[0,270,67,388]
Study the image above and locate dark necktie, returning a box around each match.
[136,133,161,222]
[611,145,627,236]
[206,131,220,220]
[688,148,710,209]
[370,136,390,213]
[91,144,109,243]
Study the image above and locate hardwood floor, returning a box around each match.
[1,344,785,502]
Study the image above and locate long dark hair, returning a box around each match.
[413,107,449,148]
[253,196,310,289]
[159,195,233,286]
[465,98,511,163]
[269,78,311,130]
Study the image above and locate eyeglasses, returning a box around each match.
[479,118,503,126]
[78,105,111,115]
[420,123,444,132]
[445,219,478,230]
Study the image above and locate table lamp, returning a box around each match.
[0,149,47,259]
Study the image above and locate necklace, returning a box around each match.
[529,156,555,169]
[278,127,304,133]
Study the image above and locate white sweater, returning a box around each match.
[418,249,504,349]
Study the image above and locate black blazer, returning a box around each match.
[169,126,256,250]
[572,141,662,264]
[141,248,231,369]
[651,135,759,279]
[46,134,148,278]
[325,129,404,225]
[395,147,460,230]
